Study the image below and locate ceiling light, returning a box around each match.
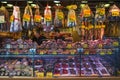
[56,4,61,6]
[54,0,60,3]
[81,0,88,4]
[27,1,33,3]
[7,4,13,7]
[104,4,110,7]
[1,1,7,4]
[31,4,36,7]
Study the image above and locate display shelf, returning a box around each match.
[0,54,78,58]
[0,77,120,80]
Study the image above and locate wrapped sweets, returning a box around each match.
[34,4,42,27]
[0,6,9,32]
[43,5,53,32]
[106,5,120,37]
[95,4,106,40]
[80,4,94,40]
[23,4,34,30]
[10,6,22,32]
[67,5,77,27]
[54,6,64,28]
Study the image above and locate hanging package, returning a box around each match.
[67,5,77,27]
[54,6,64,28]
[95,4,106,40]
[0,6,9,32]
[23,4,34,30]
[106,4,120,37]
[80,4,94,40]
[34,4,42,27]
[10,6,22,32]
[43,5,53,32]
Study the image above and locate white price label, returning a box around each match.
[0,16,5,23]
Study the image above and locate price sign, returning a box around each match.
[67,44,72,49]
[10,15,14,22]
[36,72,44,78]
[39,51,44,55]
[53,51,57,55]
[46,72,53,78]
[23,14,30,21]
[57,12,64,20]
[6,44,11,49]
[71,50,75,54]
[112,10,119,16]
[34,15,41,22]
[45,14,51,21]
[84,10,91,17]
[98,8,105,16]
[0,15,5,23]
[100,51,105,55]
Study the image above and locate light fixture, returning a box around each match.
[1,1,7,4]
[27,1,33,3]
[80,4,85,8]
[7,4,13,7]
[31,4,36,7]
[81,0,88,4]
[48,6,51,8]
[54,0,60,3]
[56,4,61,6]
[104,4,110,7]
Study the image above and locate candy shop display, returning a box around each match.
[0,6,9,32]
[10,6,22,32]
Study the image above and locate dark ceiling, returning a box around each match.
[0,0,120,16]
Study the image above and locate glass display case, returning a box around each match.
[0,38,119,78]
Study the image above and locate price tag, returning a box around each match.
[101,25,105,28]
[36,72,44,78]
[57,11,64,20]
[71,50,75,54]
[45,14,52,21]
[83,44,88,49]
[19,44,23,49]
[6,44,11,49]
[23,14,30,21]
[84,10,91,17]
[98,8,105,16]
[98,44,103,48]
[69,14,76,22]
[46,72,53,78]
[81,25,85,28]
[67,44,72,49]
[84,50,89,55]
[14,51,19,54]
[100,51,105,55]
[10,15,14,22]
[0,15,5,23]
[112,11,119,16]
[53,51,57,55]
[34,15,41,22]
[39,51,44,55]
[113,41,119,46]
[107,51,112,55]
